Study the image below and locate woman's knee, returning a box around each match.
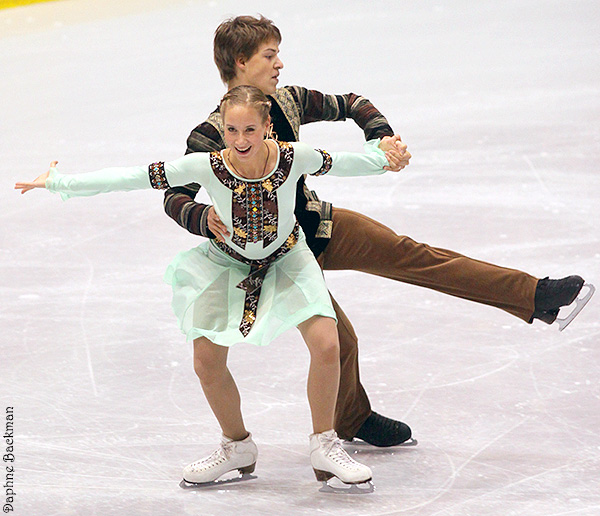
[319,337,340,365]
[309,331,340,365]
[193,338,227,383]
[299,316,340,363]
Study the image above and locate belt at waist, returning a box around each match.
[213,222,300,336]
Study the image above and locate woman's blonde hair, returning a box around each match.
[220,85,272,124]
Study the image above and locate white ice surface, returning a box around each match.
[1,0,600,515]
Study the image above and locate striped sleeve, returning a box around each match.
[163,184,212,237]
[185,120,225,155]
[287,85,395,141]
[162,119,225,238]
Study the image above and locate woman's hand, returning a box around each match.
[379,136,411,171]
[207,206,230,242]
[14,161,57,194]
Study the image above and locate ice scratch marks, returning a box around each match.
[369,418,531,515]
[432,456,598,516]
[523,155,558,203]
[528,361,545,403]
[427,418,530,513]
[24,438,173,482]
[546,504,600,516]
[402,345,521,420]
[425,418,530,516]
[79,252,98,397]
[523,154,600,234]
[167,366,189,416]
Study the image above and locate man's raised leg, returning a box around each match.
[323,208,538,321]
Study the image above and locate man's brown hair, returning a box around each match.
[214,15,282,84]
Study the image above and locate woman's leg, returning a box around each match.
[183,337,257,484]
[298,315,372,484]
[297,315,340,434]
[193,336,247,441]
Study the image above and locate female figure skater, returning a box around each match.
[15,85,403,486]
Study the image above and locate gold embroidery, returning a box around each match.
[272,88,301,141]
[206,112,225,142]
[234,227,247,238]
[262,179,273,192]
[263,224,277,233]
[234,183,246,195]
[316,220,333,239]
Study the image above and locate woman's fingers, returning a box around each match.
[14,181,30,192]
[14,169,51,194]
[14,182,36,194]
[384,148,411,172]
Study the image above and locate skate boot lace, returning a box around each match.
[189,440,234,473]
[321,434,363,471]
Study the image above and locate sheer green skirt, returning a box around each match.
[164,232,336,346]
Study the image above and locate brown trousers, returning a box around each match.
[318,208,538,439]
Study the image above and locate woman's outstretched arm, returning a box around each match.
[15,154,212,200]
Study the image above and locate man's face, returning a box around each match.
[238,39,284,95]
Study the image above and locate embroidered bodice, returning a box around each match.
[46,140,388,260]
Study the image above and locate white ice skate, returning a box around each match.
[182,433,257,485]
[309,430,373,489]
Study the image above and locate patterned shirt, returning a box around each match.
[163,85,395,257]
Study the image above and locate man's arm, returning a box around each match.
[163,119,225,238]
[286,86,395,141]
[284,86,409,171]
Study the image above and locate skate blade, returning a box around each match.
[318,477,375,494]
[557,283,595,331]
[180,471,257,489]
[399,438,418,447]
[345,437,418,447]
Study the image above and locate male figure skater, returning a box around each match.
[163,15,590,449]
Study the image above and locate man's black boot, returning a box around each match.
[354,411,412,447]
[531,275,584,324]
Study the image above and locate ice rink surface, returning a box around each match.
[1,0,600,514]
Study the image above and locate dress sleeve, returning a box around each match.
[46,153,212,201]
[291,140,389,178]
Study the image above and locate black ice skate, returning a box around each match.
[532,275,595,331]
[353,412,417,447]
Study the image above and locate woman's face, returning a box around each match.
[223,104,270,163]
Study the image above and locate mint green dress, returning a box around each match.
[46,140,388,346]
